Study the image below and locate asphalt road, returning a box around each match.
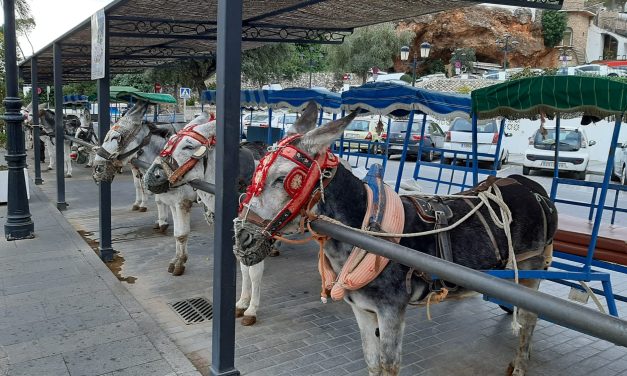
[343,153,627,227]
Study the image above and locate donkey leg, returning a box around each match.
[508,279,541,376]
[154,196,169,232]
[172,200,192,276]
[167,205,178,273]
[64,146,72,177]
[349,302,381,376]
[236,262,252,318]
[241,261,264,326]
[377,308,406,376]
[45,138,54,170]
[131,167,142,211]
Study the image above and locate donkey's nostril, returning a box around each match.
[238,231,254,248]
[95,165,104,173]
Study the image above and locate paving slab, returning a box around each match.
[0,182,200,376]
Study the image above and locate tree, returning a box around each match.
[541,10,567,48]
[325,23,414,83]
[241,44,302,87]
[449,48,476,74]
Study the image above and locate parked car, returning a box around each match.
[523,125,595,180]
[574,64,627,77]
[442,117,510,169]
[338,116,388,153]
[383,119,445,161]
[612,141,627,184]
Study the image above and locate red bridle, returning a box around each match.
[160,114,217,184]
[239,134,338,237]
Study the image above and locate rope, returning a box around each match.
[425,288,449,321]
[579,281,607,314]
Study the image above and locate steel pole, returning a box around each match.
[3,0,34,240]
[97,16,114,262]
[31,57,43,185]
[310,219,627,346]
[53,43,67,211]
[211,0,242,375]
[412,54,417,87]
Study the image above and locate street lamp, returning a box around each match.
[400,42,431,86]
[495,33,519,71]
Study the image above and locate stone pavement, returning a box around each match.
[0,183,201,376]
[28,151,627,376]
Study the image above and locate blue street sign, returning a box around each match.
[179,87,192,99]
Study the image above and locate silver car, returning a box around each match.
[612,141,627,185]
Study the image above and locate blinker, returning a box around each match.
[192,145,208,159]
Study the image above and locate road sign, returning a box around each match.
[91,8,106,80]
[154,83,162,93]
[179,87,191,99]
[455,61,462,69]
[37,87,43,95]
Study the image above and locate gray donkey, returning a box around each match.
[234,109,558,376]
[39,108,81,176]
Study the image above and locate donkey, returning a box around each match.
[39,108,81,177]
[233,108,558,376]
[73,108,99,168]
[92,101,200,276]
[142,103,322,325]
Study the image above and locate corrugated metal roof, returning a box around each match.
[19,0,563,83]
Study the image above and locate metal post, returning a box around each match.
[395,110,414,192]
[318,108,324,127]
[471,114,479,185]
[97,16,114,262]
[3,0,34,240]
[266,108,273,145]
[414,113,428,177]
[550,115,561,201]
[493,118,506,172]
[412,53,417,87]
[338,109,346,158]
[31,57,43,185]
[53,43,67,211]
[211,0,241,375]
[584,115,623,273]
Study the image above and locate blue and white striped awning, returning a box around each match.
[341,82,471,119]
[201,89,270,108]
[201,88,341,113]
[63,94,89,105]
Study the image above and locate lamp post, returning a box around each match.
[496,33,519,71]
[300,49,325,88]
[400,42,431,86]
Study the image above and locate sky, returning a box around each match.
[0,0,114,57]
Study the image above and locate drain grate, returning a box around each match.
[168,297,213,324]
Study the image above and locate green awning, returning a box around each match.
[471,76,627,120]
[109,86,140,101]
[115,91,177,104]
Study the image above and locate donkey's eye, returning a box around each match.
[182,145,194,150]
[272,176,285,187]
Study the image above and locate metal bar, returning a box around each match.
[3,0,34,239]
[338,109,345,158]
[189,179,216,194]
[31,56,43,186]
[108,15,217,24]
[64,135,95,149]
[471,114,478,185]
[244,0,327,23]
[53,43,67,211]
[494,118,505,170]
[415,113,428,177]
[395,110,414,192]
[584,116,623,273]
[381,117,391,175]
[267,108,273,145]
[589,187,598,221]
[309,218,627,346]
[550,115,560,201]
[464,0,563,10]
[210,0,241,374]
[97,16,114,263]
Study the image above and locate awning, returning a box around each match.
[109,86,140,101]
[203,88,341,113]
[471,76,627,119]
[115,91,177,104]
[62,94,89,105]
[341,82,472,119]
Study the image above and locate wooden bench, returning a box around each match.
[554,214,627,266]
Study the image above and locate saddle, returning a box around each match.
[404,195,454,264]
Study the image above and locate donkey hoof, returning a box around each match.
[269,249,280,257]
[172,265,185,276]
[241,315,257,326]
[47,166,53,170]
[138,207,147,213]
[181,254,188,263]
[158,224,169,233]
[65,174,72,178]
[153,223,160,230]
[132,205,140,211]
[84,164,91,168]
[235,308,245,318]
[506,363,514,376]
[167,263,175,273]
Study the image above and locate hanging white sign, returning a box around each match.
[91,8,106,80]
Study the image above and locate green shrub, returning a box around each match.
[541,10,567,48]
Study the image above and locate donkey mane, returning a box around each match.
[146,122,175,139]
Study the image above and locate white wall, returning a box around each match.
[587,24,627,61]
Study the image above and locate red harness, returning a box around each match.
[239,134,338,236]
[161,115,217,184]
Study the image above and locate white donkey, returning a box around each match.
[143,102,321,325]
[73,108,99,168]
[39,108,80,177]
[93,101,203,275]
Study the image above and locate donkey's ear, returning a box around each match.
[288,101,319,135]
[300,110,358,154]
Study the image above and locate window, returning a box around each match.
[562,27,573,47]
[346,120,370,132]
[450,118,497,133]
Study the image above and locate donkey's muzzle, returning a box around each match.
[233,222,275,266]
[92,162,116,184]
[144,163,170,194]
